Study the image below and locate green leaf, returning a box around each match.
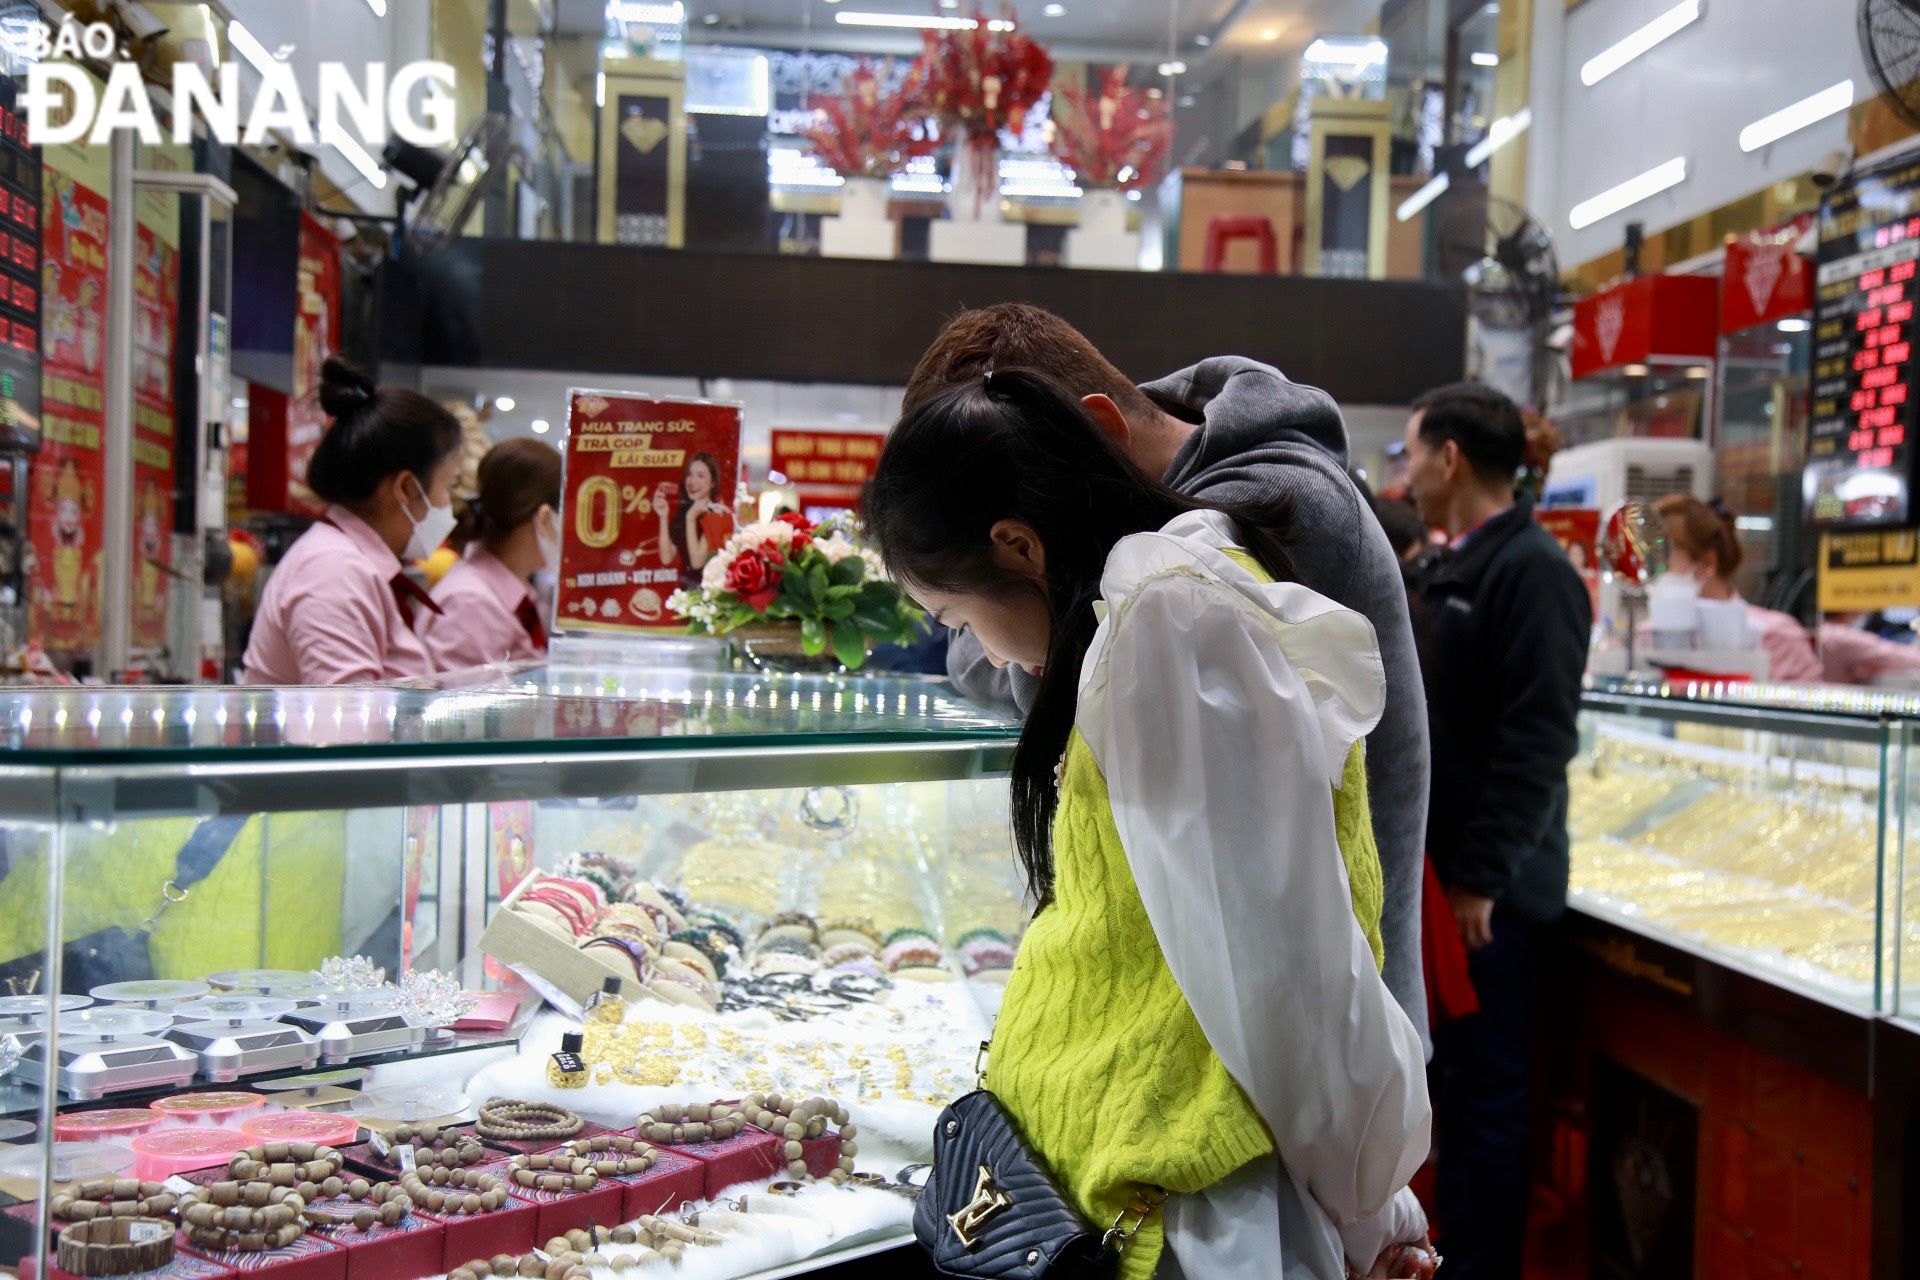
[829,556,866,588]
[824,583,859,600]
[807,564,830,603]
[832,622,870,670]
[800,616,827,656]
[823,597,857,622]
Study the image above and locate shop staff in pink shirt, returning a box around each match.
[420,438,562,671]
[243,359,463,685]
[1654,494,1822,683]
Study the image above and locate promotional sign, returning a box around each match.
[555,389,742,632]
[1721,218,1814,334]
[1570,275,1719,380]
[598,65,686,249]
[0,76,41,447]
[1536,506,1601,610]
[249,215,338,516]
[1817,529,1920,612]
[25,163,107,653]
[769,428,885,512]
[1805,153,1920,529]
[131,217,177,651]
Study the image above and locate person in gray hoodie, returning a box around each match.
[908,303,1431,1041]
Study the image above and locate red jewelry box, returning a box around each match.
[470,1158,624,1242]
[180,1230,346,1280]
[413,1194,542,1273]
[337,1126,502,1180]
[540,1141,705,1220]
[5,1207,237,1280]
[296,1197,444,1280]
[618,1125,783,1199]
[800,1132,845,1180]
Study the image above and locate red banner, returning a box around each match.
[769,429,886,505]
[1570,275,1718,379]
[132,222,178,650]
[26,170,109,654]
[1721,217,1814,334]
[1536,506,1600,610]
[249,215,338,516]
[555,390,742,632]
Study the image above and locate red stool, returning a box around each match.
[1203,215,1278,273]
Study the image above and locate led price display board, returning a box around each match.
[0,74,40,448]
[1806,155,1920,528]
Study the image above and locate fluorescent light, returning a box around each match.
[608,1,685,22]
[1465,107,1531,167]
[325,127,388,190]
[1568,156,1687,229]
[1739,80,1854,152]
[596,71,605,106]
[531,419,551,434]
[1157,60,1187,76]
[1260,29,1279,41]
[1580,0,1702,86]
[227,19,277,74]
[1622,364,1650,376]
[363,0,387,14]
[1778,317,1811,332]
[1043,2,1065,13]
[836,12,977,29]
[1471,51,1498,66]
[1305,38,1388,66]
[1396,172,1449,221]
[495,396,516,412]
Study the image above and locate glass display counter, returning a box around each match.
[0,666,1020,1279]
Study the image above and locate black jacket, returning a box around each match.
[1417,497,1591,923]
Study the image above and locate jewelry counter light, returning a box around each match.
[0,668,1022,1279]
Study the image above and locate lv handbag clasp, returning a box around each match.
[947,1164,1013,1249]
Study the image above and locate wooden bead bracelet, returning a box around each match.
[50,1178,178,1222]
[558,1133,657,1177]
[743,1092,858,1183]
[505,1152,597,1192]
[56,1217,176,1276]
[179,1183,306,1252]
[636,1100,745,1145]
[300,1179,412,1232]
[383,1125,488,1168]
[443,1219,724,1280]
[227,1141,344,1185]
[474,1097,584,1141]
[398,1166,509,1215]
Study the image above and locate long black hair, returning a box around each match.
[865,368,1294,905]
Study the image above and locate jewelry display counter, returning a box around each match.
[0,666,1021,1280]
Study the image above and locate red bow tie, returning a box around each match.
[516,597,549,649]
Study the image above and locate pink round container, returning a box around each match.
[148,1091,266,1127]
[52,1108,160,1143]
[240,1109,360,1148]
[129,1127,247,1181]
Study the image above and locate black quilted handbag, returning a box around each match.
[913,1086,1163,1279]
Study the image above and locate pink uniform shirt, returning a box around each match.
[1818,622,1920,685]
[242,506,440,685]
[1743,600,1822,683]
[419,543,545,671]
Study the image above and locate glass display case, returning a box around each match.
[0,665,1020,1279]
[1570,684,1905,1014]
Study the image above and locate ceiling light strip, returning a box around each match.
[1580,0,1702,87]
[1465,107,1531,168]
[1395,173,1449,222]
[1738,79,1854,152]
[1568,156,1687,230]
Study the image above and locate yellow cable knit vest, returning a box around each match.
[991,561,1386,1280]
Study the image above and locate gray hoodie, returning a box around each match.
[947,356,1431,1043]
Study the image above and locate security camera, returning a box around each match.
[112,0,170,43]
[1812,146,1853,190]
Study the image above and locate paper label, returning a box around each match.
[396,1144,417,1173]
[164,1175,197,1196]
[129,1220,167,1243]
[368,1130,390,1160]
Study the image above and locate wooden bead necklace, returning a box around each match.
[299,1179,412,1232]
[474,1097,584,1142]
[558,1133,657,1177]
[227,1141,344,1185]
[505,1152,598,1193]
[635,1100,745,1145]
[443,1218,725,1280]
[50,1178,179,1222]
[398,1165,510,1215]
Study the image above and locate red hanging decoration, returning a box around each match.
[1049,66,1173,191]
[906,7,1054,209]
[803,60,936,180]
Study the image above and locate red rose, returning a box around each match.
[724,551,779,611]
[775,511,814,536]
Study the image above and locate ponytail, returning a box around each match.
[451,437,563,553]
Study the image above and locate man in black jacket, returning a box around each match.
[1403,383,1590,1280]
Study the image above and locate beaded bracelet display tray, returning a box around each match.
[179,1228,343,1272]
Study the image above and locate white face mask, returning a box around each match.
[537,524,561,577]
[402,475,457,562]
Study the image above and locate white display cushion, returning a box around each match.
[929,219,1026,266]
[820,216,897,260]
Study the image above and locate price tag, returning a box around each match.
[163,1175,197,1196]
[128,1219,168,1243]
[396,1143,417,1174]
[368,1130,391,1160]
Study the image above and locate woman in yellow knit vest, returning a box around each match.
[868,370,1432,1279]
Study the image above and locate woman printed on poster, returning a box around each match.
[652,450,734,590]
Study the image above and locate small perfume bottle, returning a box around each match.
[584,976,626,1027]
[548,1031,588,1089]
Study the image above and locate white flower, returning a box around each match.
[702,549,734,593]
[859,548,889,581]
[817,535,859,565]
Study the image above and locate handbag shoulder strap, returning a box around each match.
[140,814,248,931]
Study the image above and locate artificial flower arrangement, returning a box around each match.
[1049,65,1173,189]
[804,59,937,179]
[667,513,924,670]
[907,6,1053,203]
